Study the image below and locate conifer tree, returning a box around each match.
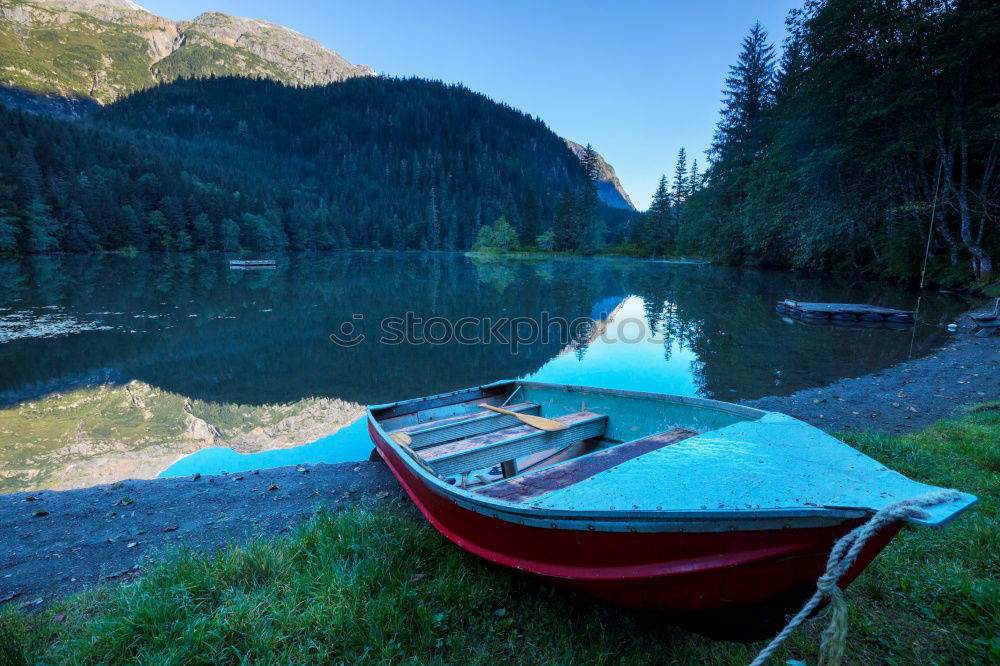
[689,159,701,195]
[426,187,440,250]
[22,197,58,253]
[61,203,99,252]
[220,218,240,251]
[644,175,672,256]
[671,147,688,233]
[0,205,18,253]
[191,212,214,249]
[577,144,604,255]
[120,205,147,251]
[522,191,541,246]
[710,21,775,175]
[553,188,577,252]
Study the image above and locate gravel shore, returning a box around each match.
[0,461,404,610]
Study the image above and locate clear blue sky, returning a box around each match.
[139,0,801,210]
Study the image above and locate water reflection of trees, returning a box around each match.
[0,254,969,406]
[1,254,624,404]
[627,265,967,398]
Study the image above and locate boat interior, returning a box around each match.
[371,381,760,501]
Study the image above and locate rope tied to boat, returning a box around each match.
[749,489,962,666]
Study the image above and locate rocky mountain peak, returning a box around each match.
[29,0,155,23]
[564,139,635,210]
[1,0,373,103]
[181,11,374,84]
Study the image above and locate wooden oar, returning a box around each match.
[479,404,568,431]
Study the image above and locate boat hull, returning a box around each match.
[368,418,900,639]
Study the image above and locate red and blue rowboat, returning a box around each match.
[367,380,975,639]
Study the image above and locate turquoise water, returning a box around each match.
[160,418,374,477]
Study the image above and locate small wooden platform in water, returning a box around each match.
[229,259,276,269]
[777,299,915,323]
[970,299,999,337]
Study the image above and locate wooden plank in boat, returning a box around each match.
[421,411,608,477]
[397,402,541,449]
[475,428,697,503]
[375,386,502,422]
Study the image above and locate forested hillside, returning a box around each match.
[0,76,619,253]
[666,0,998,285]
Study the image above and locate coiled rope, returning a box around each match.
[750,489,962,666]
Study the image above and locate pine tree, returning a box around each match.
[390,214,405,250]
[581,144,600,185]
[192,212,215,249]
[689,159,701,195]
[671,147,688,233]
[0,205,18,253]
[522,191,541,248]
[644,175,673,256]
[220,217,240,251]
[120,205,147,251]
[426,187,440,250]
[553,188,577,252]
[710,21,775,174]
[22,197,59,253]
[61,203,99,252]
[577,144,604,255]
[147,210,171,251]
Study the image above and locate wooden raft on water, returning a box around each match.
[777,299,915,324]
[229,259,277,269]
[970,298,1000,337]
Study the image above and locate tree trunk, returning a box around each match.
[936,216,960,266]
[940,132,993,280]
[955,138,993,279]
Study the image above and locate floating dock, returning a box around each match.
[970,299,999,337]
[229,259,276,269]
[777,300,915,324]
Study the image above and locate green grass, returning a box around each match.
[2,406,997,664]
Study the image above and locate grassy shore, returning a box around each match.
[2,406,997,665]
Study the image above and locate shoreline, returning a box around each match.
[743,318,999,434]
[1,324,996,609]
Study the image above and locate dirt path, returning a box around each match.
[1,328,997,610]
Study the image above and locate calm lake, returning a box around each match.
[0,253,971,488]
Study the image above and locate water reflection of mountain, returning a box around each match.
[0,254,969,406]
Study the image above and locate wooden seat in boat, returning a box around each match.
[474,427,697,503]
[419,411,608,477]
[395,402,541,449]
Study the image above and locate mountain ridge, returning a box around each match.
[0,0,373,103]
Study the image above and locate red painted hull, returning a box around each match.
[369,418,900,636]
